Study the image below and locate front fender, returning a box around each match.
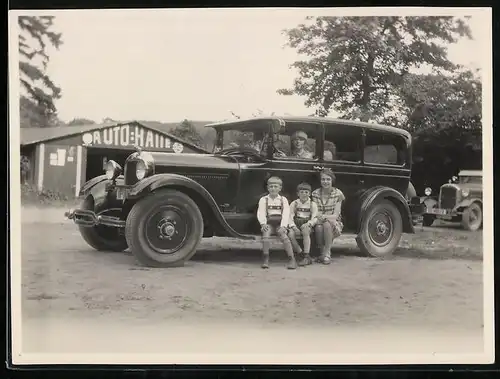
[79,175,125,215]
[456,198,482,211]
[356,186,414,234]
[127,174,254,240]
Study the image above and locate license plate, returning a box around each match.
[428,208,447,215]
[116,188,129,200]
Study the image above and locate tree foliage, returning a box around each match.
[278,16,472,122]
[170,119,204,147]
[19,16,63,128]
[67,118,96,126]
[401,69,482,192]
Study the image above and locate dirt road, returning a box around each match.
[17,206,486,359]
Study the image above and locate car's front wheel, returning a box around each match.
[78,198,128,252]
[356,200,403,258]
[125,189,204,267]
[461,202,482,231]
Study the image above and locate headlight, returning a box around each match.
[136,160,147,180]
[105,160,122,180]
[461,188,470,197]
[424,187,432,196]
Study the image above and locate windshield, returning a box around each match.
[211,123,272,155]
[459,176,482,184]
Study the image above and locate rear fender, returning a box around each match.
[127,174,254,240]
[79,175,125,215]
[356,186,414,234]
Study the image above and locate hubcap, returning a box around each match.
[368,211,394,247]
[145,206,189,254]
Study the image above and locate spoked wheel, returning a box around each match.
[125,189,204,267]
[356,200,403,258]
[78,198,128,252]
[461,203,483,231]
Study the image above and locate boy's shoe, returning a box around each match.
[287,257,298,270]
[262,255,270,269]
[298,254,313,266]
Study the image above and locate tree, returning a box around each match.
[277,16,472,121]
[67,118,96,126]
[170,119,204,147]
[19,16,63,128]
[399,69,482,193]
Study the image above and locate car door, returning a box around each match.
[320,123,365,230]
[265,122,323,202]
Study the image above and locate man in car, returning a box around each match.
[290,130,313,159]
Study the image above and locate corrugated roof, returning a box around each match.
[20,120,208,153]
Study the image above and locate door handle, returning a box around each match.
[359,179,365,184]
[313,166,324,171]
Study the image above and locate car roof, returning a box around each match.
[205,115,411,138]
[459,170,482,177]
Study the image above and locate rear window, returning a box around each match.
[364,130,406,166]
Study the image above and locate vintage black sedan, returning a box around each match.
[65,116,424,267]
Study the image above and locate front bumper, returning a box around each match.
[65,209,126,228]
[424,207,459,218]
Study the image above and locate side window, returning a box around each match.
[364,130,406,166]
[274,125,318,160]
[324,126,362,163]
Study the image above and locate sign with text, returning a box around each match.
[81,124,184,153]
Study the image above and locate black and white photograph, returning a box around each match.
[9,7,493,365]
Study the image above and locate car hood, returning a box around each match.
[149,152,239,170]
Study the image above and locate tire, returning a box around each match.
[422,214,436,227]
[356,199,403,258]
[78,198,128,252]
[125,189,204,268]
[461,203,482,231]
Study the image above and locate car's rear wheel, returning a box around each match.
[78,198,128,252]
[461,202,482,231]
[356,200,403,258]
[125,189,204,268]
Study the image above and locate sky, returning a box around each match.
[23,8,490,124]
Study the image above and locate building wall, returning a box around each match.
[42,141,80,197]
[30,122,204,198]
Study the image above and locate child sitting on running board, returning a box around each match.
[288,182,318,266]
[256,176,297,270]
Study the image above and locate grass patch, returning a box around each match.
[20,183,80,208]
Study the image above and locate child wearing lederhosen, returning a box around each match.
[256,176,297,270]
[287,182,318,266]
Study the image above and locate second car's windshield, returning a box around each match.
[459,176,482,184]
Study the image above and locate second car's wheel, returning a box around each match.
[78,198,128,252]
[125,189,204,268]
[356,200,403,258]
[461,202,483,231]
[422,214,436,227]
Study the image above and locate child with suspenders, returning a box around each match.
[256,176,297,269]
[287,182,318,266]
